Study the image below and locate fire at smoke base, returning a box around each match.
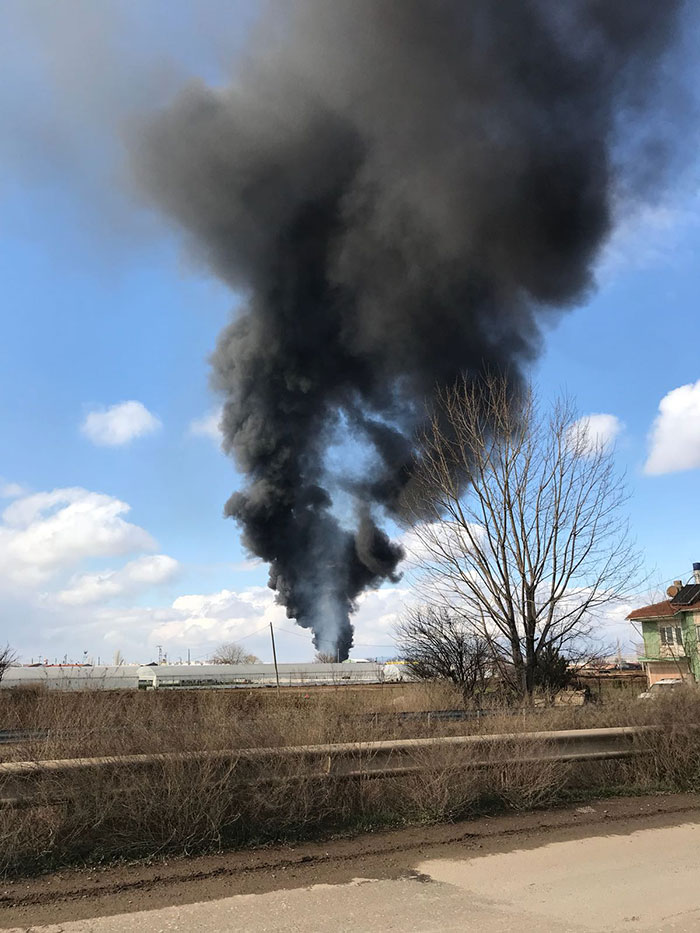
[136,0,685,658]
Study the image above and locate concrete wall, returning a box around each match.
[645,659,691,685]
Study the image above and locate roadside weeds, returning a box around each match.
[1,684,698,877]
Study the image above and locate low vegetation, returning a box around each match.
[0,680,698,877]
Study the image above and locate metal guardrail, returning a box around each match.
[365,706,583,725]
[0,708,573,750]
[0,729,48,745]
[0,726,655,809]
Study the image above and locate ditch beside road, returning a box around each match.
[2,793,700,932]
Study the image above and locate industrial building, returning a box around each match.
[0,661,412,691]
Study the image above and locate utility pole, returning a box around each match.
[187,648,191,665]
[269,622,280,695]
[157,645,163,665]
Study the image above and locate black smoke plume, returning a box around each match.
[137,0,684,657]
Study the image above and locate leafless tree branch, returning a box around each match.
[394,606,490,702]
[208,642,260,665]
[406,374,642,697]
[0,644,16,684]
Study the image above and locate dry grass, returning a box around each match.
[0,680,652,761]
[0,680,696,877]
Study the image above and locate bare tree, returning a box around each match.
[0,644,16,684]
[408,374,641,698]
[209,642,260,665]
[394,606,489,701]
[314,651,338,663]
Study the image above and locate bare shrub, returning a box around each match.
[0,644,15,684]
[631,688,700,791]
[483,735,571,810]
[395,606,489,703]
[0,684,692,875]
[396,743,485,822]
[1,756,244,870]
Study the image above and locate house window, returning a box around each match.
[660,625,683,647]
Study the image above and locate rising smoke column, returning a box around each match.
[137,0,684,657]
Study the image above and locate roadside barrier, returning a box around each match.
[0,726,656,810]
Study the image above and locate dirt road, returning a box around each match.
[2,794,700,932]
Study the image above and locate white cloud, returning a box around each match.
[600,195,700,277]
[0,483,410,662]
[189,407,223,444]
[567,413,623,455]
[0,481,25,499]
[0,487,156,586]
[81,400,161,447]
[44,583,407,663]
[399,520,485,569]
[352,586,411,653]
[141,583,408,660]
[57,554,180,606]
[147,586,279,646]
[645,380,700,476]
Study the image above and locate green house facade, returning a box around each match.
[628,569,700,687]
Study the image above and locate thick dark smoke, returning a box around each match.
[137,0,684,657]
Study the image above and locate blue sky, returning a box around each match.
[1,1,699,664]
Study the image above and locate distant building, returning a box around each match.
[628,563,700,686]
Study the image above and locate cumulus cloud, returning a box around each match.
[351,586,411,652]
[188,407,223,443]
[0,484,407,662]
[42,581,407,663]
[148,586,280,646]
[143,583,408,659]
[399,521,486,569]
[57,554,179,606]
[600,199,700,276]
[645,380,700,475]
[81,401,161,447]
[0,481,24,499]
[0,487,155,586]
[567,413,623,455]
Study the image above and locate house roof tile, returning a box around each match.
[628,597,700,621]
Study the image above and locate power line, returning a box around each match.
[277,626,313,639]
[163,623,276,663]
[353,642,397,649]
[235,623,273,641]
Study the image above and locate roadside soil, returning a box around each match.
[1,792,699,929]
